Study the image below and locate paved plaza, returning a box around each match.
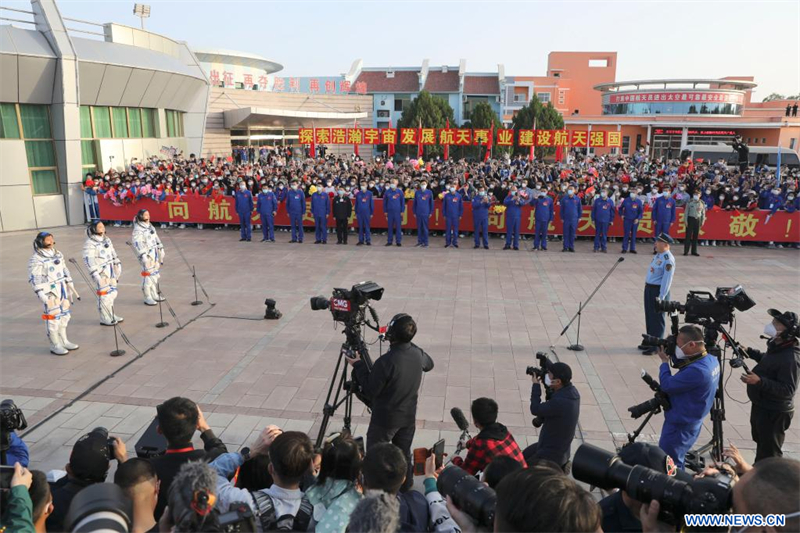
[1,225,799,475]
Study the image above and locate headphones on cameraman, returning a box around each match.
[385,313,411,343]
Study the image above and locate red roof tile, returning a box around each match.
[424,70,460,92]
[464,76,500,95]
[353,70,420,93]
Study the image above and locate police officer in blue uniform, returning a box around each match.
[443,183,464,248]
[503,184,525,250]
[355,181,374,246]
[414,180,434,247]
[234,181,254,242]
[656,324,720,469]
[619,191,644,254]
[311,188,331,244]
[472,183,491,249]
[652,188,676,253]
[641,233,676,355]
[532,194,554,251]
[256,184,277,242]
[383,178,405,246]
[591,190,615,253]
[560,186,581,253]
[285,180,306,243]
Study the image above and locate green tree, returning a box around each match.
[465,102,503,160]
[512,97,565,159]
[762,93,785,102]
[397,90,455,158]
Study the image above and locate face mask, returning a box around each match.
[544,375,552,387]
[420,184,427,190]
[567,189,575,196]
[326,182,332,187]
[239,184,246,190]
[772,189,781,195]
[361,185,367,191]
[601,192,608,199]
[663,191,671,196]
[511,190,517,196]
[764,322,778,338]
[719,195,725,200]
[291,184,298,190]
[262,188,268,193]
[536,185,542,190]
[279,185,284,189]
[338,190,345,196]
[705,190,711,194]
[479,191,486,196]
[390,183,397,189]
[449,187,456,192]
[693,194,700,200]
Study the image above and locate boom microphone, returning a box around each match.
[450,407,470,432]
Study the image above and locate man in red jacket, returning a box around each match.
[451,397,527,475]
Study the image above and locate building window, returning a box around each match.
[111,107,129,138]
[19,104,51,138]
[394,97,407,112]
[558,90,565,105]
[142,108,158,137]
[165,110,184,138]
[93,107,112,138]
[790,138,797,150]
[128,108,143,138]
[25,140,59,195]
[589,59,609,68]
[513,93,526,103]
[622,136,630,154]
[0,102,21,138]
[762,138,766,144]
[536,92,551,104]
[377,109,390,118]
[79,106,93,138]
[81,140,99,174]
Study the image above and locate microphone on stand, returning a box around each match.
[447,407,472,464]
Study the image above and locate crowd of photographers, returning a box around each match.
[2,309,799,532]
[83,145,799,249]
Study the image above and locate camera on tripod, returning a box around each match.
[656,285,755,326]
[526,352,552,428]
[628,371,671,419]
[310,281,384,324]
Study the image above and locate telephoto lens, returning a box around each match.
[64,483,133,533]
[437,465,496,529]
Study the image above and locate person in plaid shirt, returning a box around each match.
[451,398,527,475]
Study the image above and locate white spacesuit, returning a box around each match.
[131,210,166,305]
[27,232,80,355]
[82,222,123,325]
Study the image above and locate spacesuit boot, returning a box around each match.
[59,320,79,350]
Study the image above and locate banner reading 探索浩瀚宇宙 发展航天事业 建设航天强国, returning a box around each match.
[99,196,800,243]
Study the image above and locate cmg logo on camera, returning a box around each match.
[332,299,351,312]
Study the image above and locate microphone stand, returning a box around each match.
[191,266,202,306]
[560,257,625,351]
[154,280,168,328]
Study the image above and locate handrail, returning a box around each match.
[65,26,104,37]
[62,16,104,28]
[0,16,36,25]
[0,6,35,15]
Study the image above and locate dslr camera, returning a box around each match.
[628,371,671,419]
[526,352,552,428]
[310,281,384,325]
[1,399,28,459]
[573,443,733,526]
[437,465,496,529]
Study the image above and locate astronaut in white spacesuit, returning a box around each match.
[82,221,124,325]
[27,232,81,355]
[131,209,166,306]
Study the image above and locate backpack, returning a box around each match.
[250,491,312,532]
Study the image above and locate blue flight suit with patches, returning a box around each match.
[652,196,676,244]
[414,188,434,246]
[532,196,554,250]
[560,194,582,251]
[472,194,491,248]
[234,188,254,240]
[503,193,526,249]
[256,190,278,241]
[355,190,374,244]
[591,197,615,251]
[658,354,720,469]
[311,191,331,243]
[443,191,464,247]
[383,188,405,245]
[619,196,644,252]
[285,188,306,242]
[644,249,675,339]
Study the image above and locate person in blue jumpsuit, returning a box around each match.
[285,180,306,243]
[532,194,554,251]
[560,187,581,253]
[591,190,615,253]
[443,184,464,248]
[311,189,331,244]
[355,182,374,246]
[256,185,278,242]
[234,182,254,241]
[641,233,676,355]
[503,185,525,250]
[652,189,676,253]
[383,179,405,246]
[414,180,434,247]
[619,192,644,254]
[657,324,719,469]
[472,184,491,249]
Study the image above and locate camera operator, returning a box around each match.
[346,314,433,491]
[741,309,800,462]
[655,324,719,470]
[523,362,580,471]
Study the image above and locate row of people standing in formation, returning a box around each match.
[231,177,703,253]
[27,210,165,355]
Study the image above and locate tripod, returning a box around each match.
[560,257,625,351]
[315,318,376,448]
[626,405,662,446]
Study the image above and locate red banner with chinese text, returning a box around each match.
[98,197,800,243]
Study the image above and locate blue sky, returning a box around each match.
[7,0,800,99]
